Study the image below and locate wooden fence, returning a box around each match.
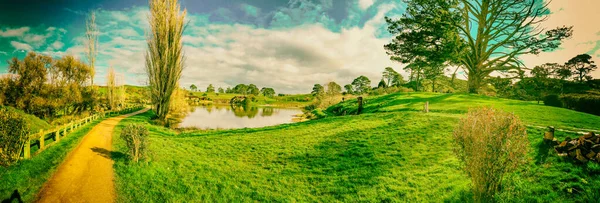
[21,105,145,159]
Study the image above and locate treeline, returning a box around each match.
[487,53,599,115]
[489,53,598,101]
[189,83,276,97]
[0,53,97,119]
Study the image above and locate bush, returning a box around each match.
[311,109,327,119]
[543,94,562,107]
[453,107,529,203]
[560,94,600,116]
[0,107,29,167]
[120,124,149,162]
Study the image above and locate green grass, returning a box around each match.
[0,119,103,202]
[112,92,600,202]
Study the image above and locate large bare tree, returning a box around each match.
[456,0,572,93]
[85,10,98,86]
[386,0,573,93]
[145,0,187,122]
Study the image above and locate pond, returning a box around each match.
[178,105,304,129]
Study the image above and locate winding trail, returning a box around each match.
[36,108,149,203]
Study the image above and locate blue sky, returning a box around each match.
[0,0,599,93]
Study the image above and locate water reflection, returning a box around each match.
[178,105,302,129]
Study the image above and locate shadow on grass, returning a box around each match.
[91,147,128,162]
[286,124,397,200]
[1,190,23,203]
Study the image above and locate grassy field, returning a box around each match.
[0,119,103,202]
[190,92,315,108]
[112,92,600,202]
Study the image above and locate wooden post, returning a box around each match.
[357,97,364,115]
[544,126,555,143]
[424,101,429,113]
[39,129,45,150]
[63,125,67,135]
[24,138,30,159]
[55,129,60,141]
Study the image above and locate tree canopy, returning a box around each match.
[386,0,573,93]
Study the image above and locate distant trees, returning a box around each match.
[189,84,197,92]
[351,76,371,94]
[566,54,597,82]
[344,84,354,95]
[261,87,275,97]
[326,82,342,96]
[145,0,187,122]
[218,87,224,93]
[378,79,387,89]
[206,84,215,93]
[311,84,325,97]
[233,84,248,95]
[247,84,260,96]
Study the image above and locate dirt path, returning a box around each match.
[36,108,149,203]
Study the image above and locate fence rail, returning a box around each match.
[21,105,145,159]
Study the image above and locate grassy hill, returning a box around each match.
[112,92,600,202]
[2,106,51,133]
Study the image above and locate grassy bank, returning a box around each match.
[112,93,600,202]
[0,119,103,202]
[2,106,52,133]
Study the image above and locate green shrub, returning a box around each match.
[311,109,327,119]
[543,94,562,107]
[453,107,529,203]
[0,107,29,167]
[120,124,149,162]
[560,94,600,116]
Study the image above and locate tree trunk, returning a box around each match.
[467,72,482,94]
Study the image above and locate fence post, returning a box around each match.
[55,129,60,142]
[424,101,429,113]
[39,129,45,150]
[357,97,363,115]
[24,138,31,159]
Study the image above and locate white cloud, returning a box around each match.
[358,0,375,10]
[176,4,399,93]
[521,0,600,78]
[76,3,403,91]
[0,27,30,37]
[10,41,33,51]
[51,41,65,50]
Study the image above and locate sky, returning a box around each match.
[0,0,599,93]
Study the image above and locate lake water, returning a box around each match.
[178,105,303,129]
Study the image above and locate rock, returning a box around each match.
[584,132,595,139]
